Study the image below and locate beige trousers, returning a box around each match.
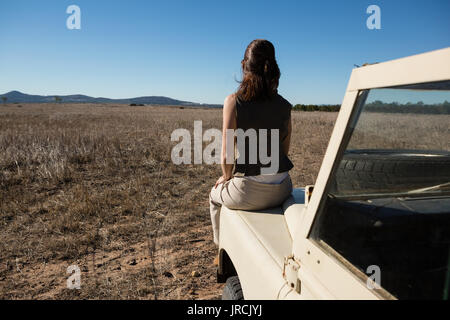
[209,175,293,245]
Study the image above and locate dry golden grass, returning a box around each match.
[0,103,336,299]
[349,112,450,150]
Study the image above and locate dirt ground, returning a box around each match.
[0,103,337,299]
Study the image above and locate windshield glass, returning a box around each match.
[311,80,450,300]
[330,80,450,198]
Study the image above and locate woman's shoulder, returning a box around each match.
[224,93,237,105]
[275,93,293,109]
[223,93,237,113]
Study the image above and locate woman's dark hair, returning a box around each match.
[236,39,281,102]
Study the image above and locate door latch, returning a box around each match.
[283,255,301,294]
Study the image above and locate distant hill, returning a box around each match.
[0,91,222,108]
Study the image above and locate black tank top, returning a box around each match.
[233,93,294,176]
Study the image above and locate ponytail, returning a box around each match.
[237,40,280,102]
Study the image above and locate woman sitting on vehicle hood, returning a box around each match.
[209,39,294,255]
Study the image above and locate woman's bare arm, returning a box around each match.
[215,94,237,187]
[282,115,292,155]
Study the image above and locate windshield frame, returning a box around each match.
[326,80,450,199]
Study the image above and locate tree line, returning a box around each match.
[364,100,450,114]
[292,100,450,114]
[292,104,340,112]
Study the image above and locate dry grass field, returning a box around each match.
[349,112,450,151]
[0,103,337,299]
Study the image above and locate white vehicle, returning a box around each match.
[217,48,450,300]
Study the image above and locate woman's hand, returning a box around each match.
[215,175,231,189]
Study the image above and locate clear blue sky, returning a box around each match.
[0,0,449,105]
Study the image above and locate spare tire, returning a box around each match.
[334,149,450,194]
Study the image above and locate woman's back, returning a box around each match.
[233,93,294,177]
